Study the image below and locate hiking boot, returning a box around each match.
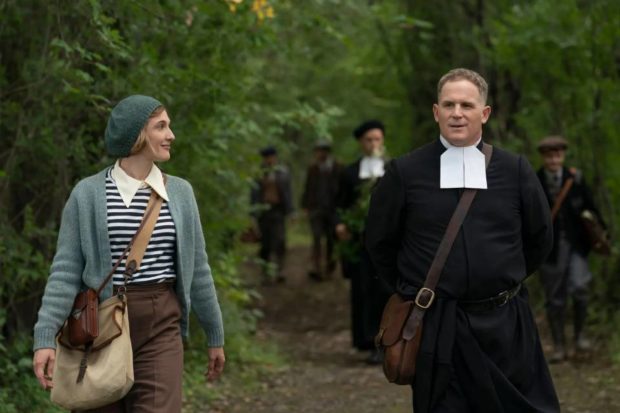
[308,271,323,282]
[326,260,337,275]
[574,300,592,353]
[365,348,384,365]
[548,346,567,364]
[547,309,566,363]
[575,334,592,352]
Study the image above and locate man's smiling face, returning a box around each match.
[433,79,491,147]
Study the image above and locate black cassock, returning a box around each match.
[337,159,392,351]
[366,140,560,412]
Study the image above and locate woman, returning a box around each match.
[32,95,225,412]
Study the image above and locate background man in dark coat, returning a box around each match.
[251,146,293,283]
[536,136,605,362]
[301,140,342,280]
[366,68,560,412]
[336,120,392,364]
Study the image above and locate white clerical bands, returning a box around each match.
[439,136,487,189]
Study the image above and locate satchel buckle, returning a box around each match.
[415,287,435,309]
[374,328,385,348]
[116,285,127,298]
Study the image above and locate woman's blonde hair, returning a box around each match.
[129,105,166,155]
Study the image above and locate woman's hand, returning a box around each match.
[335,223,351,241]
[33,348,56,390]
[205,347,225,382]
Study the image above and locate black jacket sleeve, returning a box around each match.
[519,156,553,275]
[365,161,406,288]
[280,168,294,216]
[335,166,353,225]
[301,166,312,210]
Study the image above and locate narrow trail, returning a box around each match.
[213,245,620,413]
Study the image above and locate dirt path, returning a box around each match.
[212,245,620,413]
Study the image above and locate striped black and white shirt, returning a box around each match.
[106,169,177,285]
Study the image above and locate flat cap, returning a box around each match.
[537,135,568,152]
[314,140,332,150]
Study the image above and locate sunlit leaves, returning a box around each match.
[224,0,275,20]
[252,0,275,20]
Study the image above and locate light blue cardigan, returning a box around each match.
[33,167,224,350]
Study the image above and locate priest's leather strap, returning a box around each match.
[550,177,574,221]
[403,144,493,339]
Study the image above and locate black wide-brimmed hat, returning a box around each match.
[259,146,277,157]
[353,120,385,140]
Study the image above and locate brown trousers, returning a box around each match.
[82,282,183,413]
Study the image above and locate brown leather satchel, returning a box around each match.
[550,171,610,256]
[375,143,492,385]
[67,188,163,347]
[376,294,421,383]
[581,210,611,256]
[68,289,99,346]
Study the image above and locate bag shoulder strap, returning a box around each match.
[550,175,574,221]
[95,176,166,296]
[423,143,493,293]
[124,193,163,275]
[403,144,492,339]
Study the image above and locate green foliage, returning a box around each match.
[0,0,289,409]
[336,180,376,262]
[0,333,64,413]
[609,311,620,364]
[485,0,620,331]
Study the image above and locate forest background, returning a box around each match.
[1,0,619,411]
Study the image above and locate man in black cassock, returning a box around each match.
[365,68,560,412]
[336,120,392,364]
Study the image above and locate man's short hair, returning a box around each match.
[437,68,489,104]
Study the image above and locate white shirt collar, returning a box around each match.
[544,169,562,182]
[359,156,385,179]
[439,135,487,189]
[110,160,169,207]
[318,157,334,172]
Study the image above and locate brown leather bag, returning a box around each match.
[581,209,611,256]
[376,294,421,383]
[375,144,492,385]
[66,188,163,347]
[549,171,610,256]
[68,289,99,346]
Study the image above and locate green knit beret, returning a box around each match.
[105,95,163,157]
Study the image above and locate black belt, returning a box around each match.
[113,279,175,294]
[458,284,522,313]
